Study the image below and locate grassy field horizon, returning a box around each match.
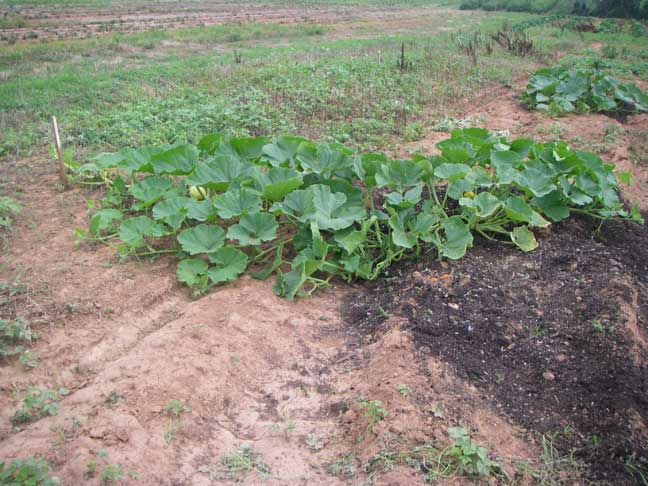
[1,0,646,162]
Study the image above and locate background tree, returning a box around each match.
[594,0,641,18]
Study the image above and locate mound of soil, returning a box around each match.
[343,216,648,484]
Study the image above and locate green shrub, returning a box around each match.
[460,0,648,18]
[521,67,648,114]
[0,457,59,485]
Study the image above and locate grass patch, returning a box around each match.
[0,15,28,29]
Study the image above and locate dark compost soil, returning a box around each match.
[343,216,648,484]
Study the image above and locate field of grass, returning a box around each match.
[2,4,646,163]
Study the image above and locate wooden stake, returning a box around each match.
[51,116,68,189]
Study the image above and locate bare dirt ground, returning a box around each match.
[0,159,539,485]
[0,1,458,42]
[1,78,648,484]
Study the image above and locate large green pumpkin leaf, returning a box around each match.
[274,266,306,300]
[354,153,386,189]
[334,227,367,255]
[269,189,314,220]
[531,191,570,222]
[152,197,192,231]
[459,192,501,218]
[375,159,423,191]
[118,216,166,248]
[438,216,472,260]
[254,168,303,202]
[89,209,122,236]
[473,192,501,217]
[385,184,422,209]
[308,184,366,231]
[177,258,209,290]
[207,246,248,284]
[262,136,308,166]
[317,179,363,207]
[197,133,224,155]
[229,137,268,161]
[490,150,522,186]
[434,163,471,182]
[186,198,217,222]
[516,162,556,198]
[297,143,352,177]
[389,212,419,249]
[186,156,257,192]
[151,144,198,175]
[214,187,262,219]
[177,224,226,255]
[226,213,278,246]
[129,176,174,208]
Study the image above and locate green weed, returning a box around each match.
[367,427,505,482]
[163,399,188,444]
[0,457,59,485]
[12,387,69,425]
[591,318,617,335]
[99,464,124,484]
[325,452,358,479]
[0,317,39,369]
[199,444,270,481]
[396,384,411,396]
[305,433,324,452]
[0,197,21,233]
[358,398,389,432]
[515,433,584,485]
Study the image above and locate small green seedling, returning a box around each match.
[163,399,188,444]
[396,384,411,396]
[12,387,69,425]
[1,318,39,368]
[199,444,270,481]
[592,318,617,335]
[305,433,324,452]
[446,427,501,477]
[367,427,504,482]
[325,452,357,479]
[85,458,97,480]
[358,398,388,433]
[105,390,122,406]
[18,349,38,369]
[100,464,124,484]
[0,196,21,232]
[164,399,188,416]
[265,418,297,440]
